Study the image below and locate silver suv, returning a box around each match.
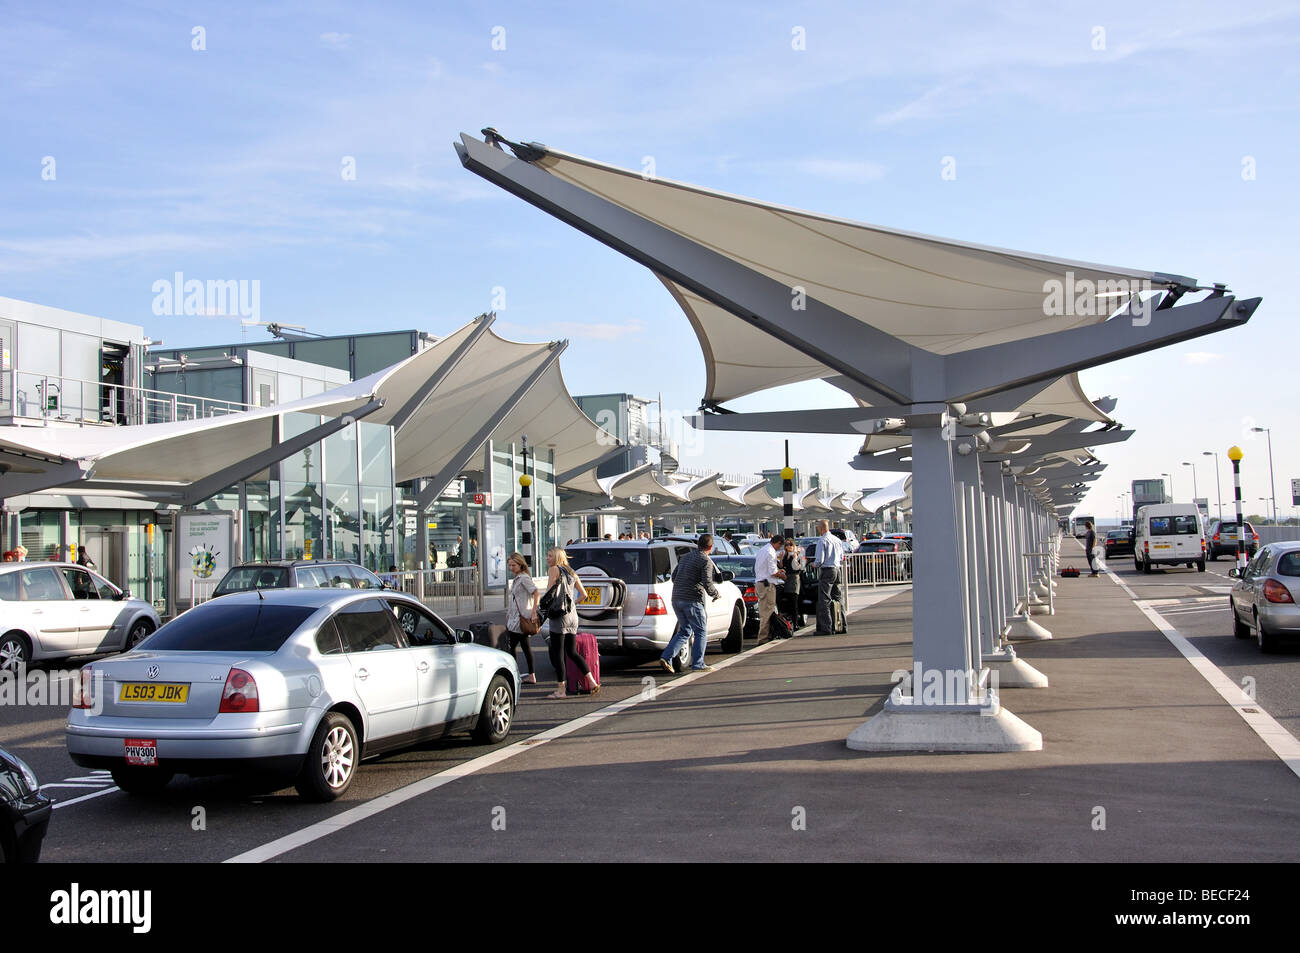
[566,540,746,672]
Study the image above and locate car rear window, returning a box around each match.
[1277,553,1300,577]
[860,541,899,552]
[146,603,318,652]
[1149,516,1198,536]
[566,547,652,584]
[216,566,290,595]
[711,557,755,577]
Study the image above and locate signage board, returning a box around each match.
[483,512,507,589]
[1292,478,1300,507]
[176,513,233,601]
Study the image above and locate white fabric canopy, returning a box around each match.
[528,144,1166,404]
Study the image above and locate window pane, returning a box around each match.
[334,599,403,652]
[21,567,66,601]
[146,604,316,652]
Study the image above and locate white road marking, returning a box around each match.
[1103,570,1300,781]
[51,786,121,810]
[226,588,908,863]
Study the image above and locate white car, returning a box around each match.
[0,563,161,671]
[566,540,747,672]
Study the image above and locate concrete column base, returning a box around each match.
[847,703,1042,752]
[985,647,1049,688]
[1029,601,1053,616]
[1005,614,1052,640]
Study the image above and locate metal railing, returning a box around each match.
[840,550,913,587]
[392,567,482,617]
[8,372,251,427]
[189,579,217,607]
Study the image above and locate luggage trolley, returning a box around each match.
[574,577,629,647]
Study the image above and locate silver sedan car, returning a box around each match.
[1229,541,1300,653]
[66,589,519,800]
[0,562,161,672]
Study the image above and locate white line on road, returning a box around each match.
[226,588,908,863]
[51,786,121,810]
[1104,570,1300,781]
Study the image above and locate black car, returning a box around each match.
[709,555,759,635]
[213,560,388,598]
[0,746,51,863]
[1103,530,1135,558]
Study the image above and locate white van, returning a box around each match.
[1134,504,1206,573]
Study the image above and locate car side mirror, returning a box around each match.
[1227,568,1240,579]
[717,570,735,583]
[455,628,474,644]
[114,589,129,601]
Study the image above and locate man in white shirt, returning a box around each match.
[813,520,844,635]
[753,535,786,639]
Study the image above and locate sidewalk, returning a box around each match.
[278,552,1300,862]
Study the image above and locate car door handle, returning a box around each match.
[355,668,369,681]
[417,661,430,673]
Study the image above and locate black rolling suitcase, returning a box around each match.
[470,621,511,653]
[831,580,847,634]
[768,611,794,640]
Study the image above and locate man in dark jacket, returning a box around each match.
[1085,522,1098,576]
[659,534,720,674]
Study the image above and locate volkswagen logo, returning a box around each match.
[147,665,159,680]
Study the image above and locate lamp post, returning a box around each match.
[1161,471,1175,501]
[1249,427,1277,525]
[1182,461,1199,517]
[1202,450,1223,522]
[1228,446,1246,572]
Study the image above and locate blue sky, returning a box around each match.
[3,1,1298,518]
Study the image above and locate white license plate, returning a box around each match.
[124,739,157,766]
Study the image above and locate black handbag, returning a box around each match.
[539,571,573,620]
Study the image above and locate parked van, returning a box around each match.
[1134,504,1206,573]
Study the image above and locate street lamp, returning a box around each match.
[1182,461,1199,514]
[1202,451,1223,522]
[1161,472,1175,500]
[1250,427,1277,525]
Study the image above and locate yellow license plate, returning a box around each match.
[580,589,602,606]
[1153,544,1171,549]
[119,682,190,704]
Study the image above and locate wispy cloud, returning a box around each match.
[1183,351,1224,365]
[319,32,351,49]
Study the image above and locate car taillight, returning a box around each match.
[742,585,757,604]
[72,665,95,709]
[219,668,259,713]
[645,593,668,616]
[1213,533,1220,541]
[1263,580,1294,604]
[1252,533,1260,543]
[1144,541,1149,553]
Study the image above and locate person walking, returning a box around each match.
[813,520,844,635]
[659,533,721,674]
[505,552,539,684]
[754,534,787,640]
[1085,521,1099,577]
[543,547,597,698]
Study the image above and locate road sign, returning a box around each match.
[1292,478,1300,506]
[471,492,491,506]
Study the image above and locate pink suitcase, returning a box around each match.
[565,632,602,694]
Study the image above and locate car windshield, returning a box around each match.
[567,547,651,584]
[215,566,290,595]
[145,603,318,652]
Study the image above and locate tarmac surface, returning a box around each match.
[247,546,1300,863]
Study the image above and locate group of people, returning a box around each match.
[505,547,599,700]
[753,520,845,637]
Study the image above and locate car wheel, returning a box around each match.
[1197,560,1206,572]
[1134,558,1142,572]
[1142,558,1152,574]
[396,607,419,637]
[124,619,154,651]
[721,605,744,653]
[0,632,30,673]
[110,767,175,795]
[1255,611,1279,654]
[672,636,692,674]
[472,674,514,745]
[296,712,358,802]
[1232,602,1251,639]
